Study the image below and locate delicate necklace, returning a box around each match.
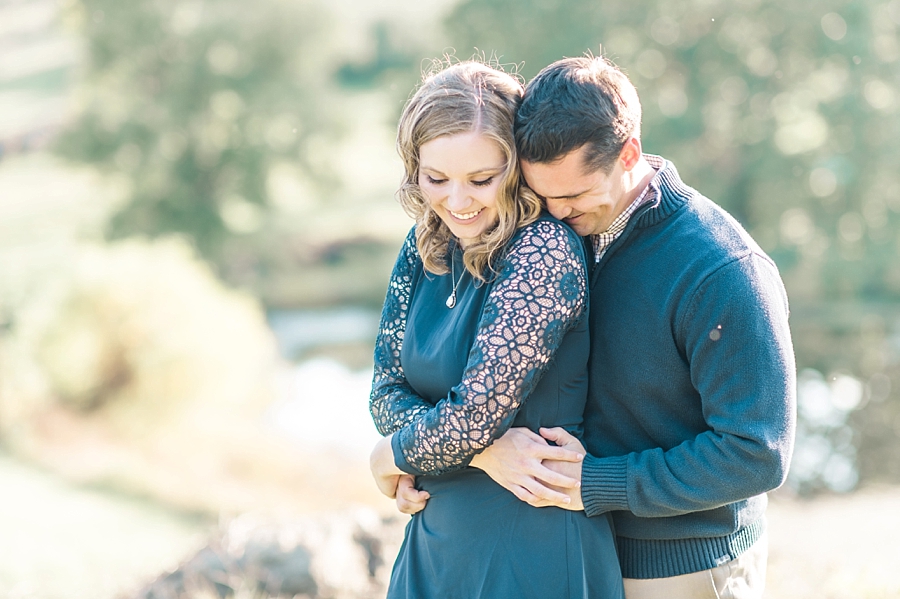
[446,258,465,309]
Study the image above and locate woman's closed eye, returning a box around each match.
[424,175,494,187]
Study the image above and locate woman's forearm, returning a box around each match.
[370,434,404,498]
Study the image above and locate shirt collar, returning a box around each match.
[590,162,660,261]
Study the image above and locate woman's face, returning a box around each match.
[418,131,507,248]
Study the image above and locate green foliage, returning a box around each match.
[0,238,277,430]
[55,0,340,261]
[443,0,900,307]
[336,21,416,89]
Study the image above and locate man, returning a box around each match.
[403,55,797,598]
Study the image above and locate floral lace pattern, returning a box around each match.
[369,230,432,432]
[369,218,587,475]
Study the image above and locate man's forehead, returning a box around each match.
[521,158,604,198]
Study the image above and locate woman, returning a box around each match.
[369,61,623,598]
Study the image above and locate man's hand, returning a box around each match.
[539,427,586,511]
[470,427,584,508]
[370,434,402,498]
[395,474,429,514]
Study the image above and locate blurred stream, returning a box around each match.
[267,307,379,359]
[265,308,382,461]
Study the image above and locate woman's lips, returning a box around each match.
[449,207,484,222]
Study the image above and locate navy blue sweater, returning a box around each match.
[579,156,796,579]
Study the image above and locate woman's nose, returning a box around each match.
[446,183,469,210]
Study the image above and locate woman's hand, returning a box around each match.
[395,475,429,514]
[470,427,583,507]
[370,434,404,498]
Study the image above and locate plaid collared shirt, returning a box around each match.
[591,173,658,262]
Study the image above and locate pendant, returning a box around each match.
[446,292,456,309]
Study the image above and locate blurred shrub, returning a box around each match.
[0,236,276,444]
[0,236,386,515]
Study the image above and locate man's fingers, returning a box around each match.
[513,451,580,488]
[516,476,572,506]
[539,426,577,443]
[518,427,549,443]
[510,485,554,508]
[539,427,585,456]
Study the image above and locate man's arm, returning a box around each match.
[478,254,796,516]
[579,254,796,517]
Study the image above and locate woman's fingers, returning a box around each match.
[533,465,581,490]
[395,475,429,514]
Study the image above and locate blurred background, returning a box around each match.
[1,0,899,597]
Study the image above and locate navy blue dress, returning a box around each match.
[370,215,623,599]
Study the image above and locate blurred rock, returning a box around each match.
[130,508,405,599]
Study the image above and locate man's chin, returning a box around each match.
[567,222,594,237]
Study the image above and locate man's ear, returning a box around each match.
[619,137,642,171]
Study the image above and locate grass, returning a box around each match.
[0,453,207,599]
[2,445,899,599]
[767,486,900,598]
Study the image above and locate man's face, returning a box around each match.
[521,145,629,237]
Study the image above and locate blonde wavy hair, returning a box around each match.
[396,60,542,280]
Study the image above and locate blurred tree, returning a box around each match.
[336,21,416,89]
[444,0,900,308]
[55,0,341,265]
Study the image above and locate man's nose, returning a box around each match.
[545,198,570,219]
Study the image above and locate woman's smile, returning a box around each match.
[449,207,485,221]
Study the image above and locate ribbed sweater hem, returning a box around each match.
[617,517,766,579]
[581,454,629,516]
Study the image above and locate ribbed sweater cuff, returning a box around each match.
[581,454,629,516]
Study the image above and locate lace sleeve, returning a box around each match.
[369,228,432,435]
[394,219,588,475]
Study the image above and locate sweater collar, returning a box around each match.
[633,154,696,228]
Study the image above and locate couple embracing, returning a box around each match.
[368,55,796,599]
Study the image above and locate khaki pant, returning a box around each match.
[623,533,768,599]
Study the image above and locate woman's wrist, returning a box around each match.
[371,434,403,477]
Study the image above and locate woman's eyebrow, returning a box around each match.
[419,164,506,176]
